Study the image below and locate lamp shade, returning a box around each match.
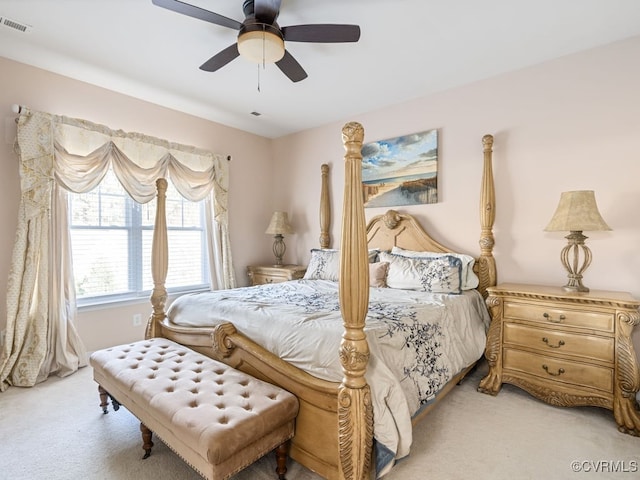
[265,211,294,235]
[544,191,611,232]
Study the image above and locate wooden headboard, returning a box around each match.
[367,209,451,253]
[366,208,496,298]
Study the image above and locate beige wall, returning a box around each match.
[273,35,640,356]
[1,35,640,355]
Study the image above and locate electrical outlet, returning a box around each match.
[132,314,142,327]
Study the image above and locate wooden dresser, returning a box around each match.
[246,264,306,286]
[478,283,640,436]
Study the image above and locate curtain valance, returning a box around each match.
[49,113,226,204]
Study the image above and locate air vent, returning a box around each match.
[0,16,33,34]
[250,111,262,117]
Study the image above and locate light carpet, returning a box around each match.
[1,360,639,480]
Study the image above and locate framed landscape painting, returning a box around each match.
[361,129,438,208]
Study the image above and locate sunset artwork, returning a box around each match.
[361,129,438,208]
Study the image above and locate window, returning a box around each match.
[69,170,209,305]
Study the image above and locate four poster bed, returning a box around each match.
[145,123,497,480]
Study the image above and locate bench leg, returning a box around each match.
[140,422,154,459]
[97,385,122,414]
[274,441,290,480]
[98,385,109,414]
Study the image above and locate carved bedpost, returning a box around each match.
[145,178,168,340]
[337,122,373,480]
[320,163,331,249]
[478,134,497,297]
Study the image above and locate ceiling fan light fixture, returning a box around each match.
[238,29,285,64]
[153,0,361,82]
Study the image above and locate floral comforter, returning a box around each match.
[167,279,490,477]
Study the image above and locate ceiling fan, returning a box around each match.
[152,0,361,82]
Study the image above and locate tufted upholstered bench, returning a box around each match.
[90,338,299,480]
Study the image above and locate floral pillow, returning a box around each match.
[379,251,462,294]
[390,246,479,290]
[303,249,382,282]
[303,249,340,281]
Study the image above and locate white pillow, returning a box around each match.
[303,249,380,282]
[390,246,479,290]
[380,251,462,294]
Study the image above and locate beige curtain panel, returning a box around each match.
[0,109,233,391]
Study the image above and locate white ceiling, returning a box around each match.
[2,0,640,138]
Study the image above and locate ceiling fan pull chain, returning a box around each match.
[256,23,265,92]
[262,24,266,69]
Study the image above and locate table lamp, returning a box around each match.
[265,211,294,266]
[544,190,611,292]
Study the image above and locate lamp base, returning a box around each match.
[272,234,286,267]
[559,231,591,293]
[562,281,590,293]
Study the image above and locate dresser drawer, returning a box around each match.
[504,302,614,332]
[251,273,286,285]
[503,348,613,393]
[247,265,306,286]
[503,323,614,363]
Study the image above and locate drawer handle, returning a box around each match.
[542,364,565,376]
[542,337,565,349]
[265,278,273,283]
[543,312,566,323]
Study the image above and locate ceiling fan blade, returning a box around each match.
[254,0,282,25]
[276,50,308,82]
[152,0,242,30]
[199,44,240,72]
[282,24,361,43]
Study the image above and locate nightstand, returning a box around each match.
[247,264,307,286]
[478,283,640,436]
